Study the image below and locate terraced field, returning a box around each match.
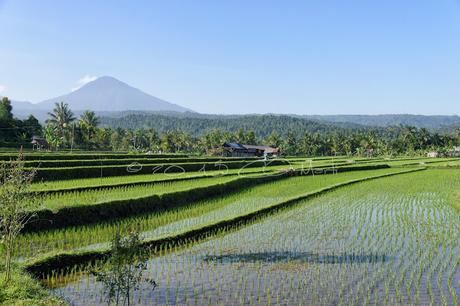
[48,169,460,305]
[3,152,459,305]
[17,167,410,259]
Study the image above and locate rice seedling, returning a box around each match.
[44,169,460,305]
[29,157,356,193]
[39,175,241,210]
[17,168,405,260]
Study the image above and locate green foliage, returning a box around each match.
[0,97,13,122]
[0,265,65,305]
[2,100,459,156]
[0,97,42,143]
[0,154,40,282]
[46,102,76,147]
[91,230,156,306]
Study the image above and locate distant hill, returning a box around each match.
[9,76,193,119]
[304,114,460,130]
[98,112,460,138]
[99,113,367,138]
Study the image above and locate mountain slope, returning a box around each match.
[37,76,192,113]
[99,113,367,138]
[304,114,460,129]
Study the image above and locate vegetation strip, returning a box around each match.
[30,167,280,195]
[24,167,424,277]
[23,164,390,233]
[16,156,261,168]
[30,159,355,195]
[23,173,287,233]
[32,159,292,181]
[0,153,189,161]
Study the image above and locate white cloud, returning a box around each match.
[71,75,98,91]
[0,84,6,94]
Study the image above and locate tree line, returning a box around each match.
[1,98,459,156]
[0,97,42,145]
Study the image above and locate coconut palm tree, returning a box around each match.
[46,102,75,146]
[79,110,99,143]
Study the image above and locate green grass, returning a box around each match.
[0,266,65,305]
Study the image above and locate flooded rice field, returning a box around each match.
[49,170,460,305]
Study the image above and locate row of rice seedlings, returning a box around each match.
[29,156,367,193]
[47,169,460,305]
[388,157,460,167]
[17,168,405,259]
[29,164,289,193]
[39,175,242,210]
[21,156,266,167]
[427,159,460,168]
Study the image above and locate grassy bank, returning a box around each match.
[0,266,66,305]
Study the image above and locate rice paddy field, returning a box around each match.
[5,152,460,305]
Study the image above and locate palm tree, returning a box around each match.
[79,110,99,142]
[47,102,75,145]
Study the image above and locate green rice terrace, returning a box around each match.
[1,151,460,305]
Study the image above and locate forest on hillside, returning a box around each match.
[2,98,460,156]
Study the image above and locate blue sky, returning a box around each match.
[1,0,459,115]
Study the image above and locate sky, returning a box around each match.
[0,0,459,115]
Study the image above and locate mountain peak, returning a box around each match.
[37,76,193,113]
[88,75,123,84]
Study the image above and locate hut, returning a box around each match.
[222,142,280,157]
[31,136,49,151]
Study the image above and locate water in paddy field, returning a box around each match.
[49,170,460,305]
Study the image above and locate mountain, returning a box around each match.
[37,76,193,113]
[9,76,193,120]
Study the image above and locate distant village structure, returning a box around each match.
[426,151,439,158]
[222,142,280,158]
[426,146,460,158]
[31,136,49,151]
